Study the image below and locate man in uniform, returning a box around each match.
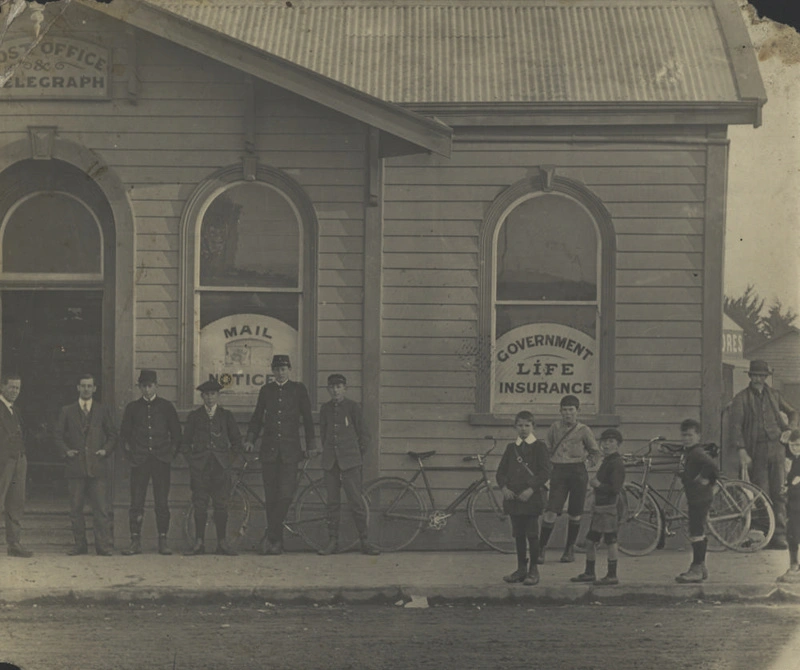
[54,373,117,556]
[244,355,316,555]
[0,373,32,557]
[119,370,182,556]
[730,359,799,549]
[182,379,242,556]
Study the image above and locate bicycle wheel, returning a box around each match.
[674,489,729,552]
[702,482,750,551]
[289,479,368,552]
[618,483,662,557]
[183,488,250,550]
[467,484,514,553]
[717,480,775,552]
[363,477,425,552]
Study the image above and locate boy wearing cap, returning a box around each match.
[539,395,600,564]
[317,374,380,556]
[244,355,317,555]
[181,379,243,556]
[571,428,625,586]
[119,370,182,556]
[675,418,719,583]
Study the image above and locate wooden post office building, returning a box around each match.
[0,0,766,546]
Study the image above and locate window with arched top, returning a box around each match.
[477,176,616,419]
[180,165,318,409]
[1,191,103,280]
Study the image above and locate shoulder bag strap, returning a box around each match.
[513,444,537,479]
[549,424,578,457]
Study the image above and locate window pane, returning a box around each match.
[496,305,596,340]
[3,193,101,274]
[496,194,597,301]
[199,183,300,288]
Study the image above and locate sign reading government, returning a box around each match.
[0,37,109,99]
[199,314,298,408]
[493,323,598,414]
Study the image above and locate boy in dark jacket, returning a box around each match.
[496,410,551,586]
[572,428,625,586]
[675,419,719,583]
[778,429,800,583]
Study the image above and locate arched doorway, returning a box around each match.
[0,159,115,500]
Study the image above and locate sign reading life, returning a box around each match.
[494,323,597,412]
[0,36,108,99]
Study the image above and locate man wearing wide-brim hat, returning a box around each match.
[244,354,317,555]
[730,359,799,549]
[180,379,243,556]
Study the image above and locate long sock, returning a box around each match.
[539,522,554,549]
[789,538,799,565]
[515,535,527,566]
[565,520,581,549]
[528,535,540,567]
[607,560,618,578]
[584,559,596,576]
[692,539,707,565]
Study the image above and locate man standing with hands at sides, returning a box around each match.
[119,370,182,556]
[0,373,32,557]
[730,359,798,550]
[54,373,117,556]
[244,355,317,555]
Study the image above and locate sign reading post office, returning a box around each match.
[0,37,109,99]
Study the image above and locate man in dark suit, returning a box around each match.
[54,373,118,556]
[181,379,242,556]
[0,372,32,557]
[244,355,317,555]
[119,370,182,556]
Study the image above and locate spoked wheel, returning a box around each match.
[713,480,774,552]
[183,488,250,551]
[618,482,663,557]
[467,484,514,553]
[290,479,367,553]
[363,477,425,552]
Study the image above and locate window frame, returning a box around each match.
[179,164,318,409]
[475,174,616,420]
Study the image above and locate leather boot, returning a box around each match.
[503,560,528,583]
[158,534,172,556]
[318,536,339,556]
[121,534,142,556]
[523,566,540,586]
[184,539,205,556]
[216,540,238,556]
[67,543,89,556]
[560,545,575,563]
[360,539,380,556]
[675,563,705,584]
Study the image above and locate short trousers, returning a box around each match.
[586,502,619,544]
[687,499,711,539]
[786,511,800,543]
[546,463,589,516]
[509,514,539,538]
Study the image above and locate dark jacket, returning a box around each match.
[0,401,24,473]
[680,444,719,505]
[729,384,797,453]
[594,452,625,506]
[319,398,368,471]
[246,380,316,463]
[120,396,182,466]
[786,453,800,515]
[54,401,117,479]
[495,439,551,516]
[181,405,243,473]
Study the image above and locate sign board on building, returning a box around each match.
[493,323,598,414]
[198,314,298,407]
[0,37,109,99]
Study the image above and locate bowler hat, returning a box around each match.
[197,379,224,393]
[327,373,347,386]
[599,428,623,444]
[748,359,771,376]
[137,369,157,385]
[271,354,291,369]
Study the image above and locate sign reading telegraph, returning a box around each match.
[0,37,109,99]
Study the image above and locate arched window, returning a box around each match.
[180,165,318,409]
[477,175,615,418]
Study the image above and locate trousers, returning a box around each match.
[749,439,787,539]
[324,463,367,537]
[0,454,26,544]
[261,457,299,545]
[128,455,171,535]
[68,476,111,550]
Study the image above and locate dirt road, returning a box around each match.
[1,601,798,670]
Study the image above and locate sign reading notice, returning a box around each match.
[493,323,598,413]
[0,37,109,99]
[199,314,298,406]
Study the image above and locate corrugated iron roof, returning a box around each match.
[145,0,742,104]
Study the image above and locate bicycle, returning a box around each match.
[617,437,774,556]
[363,439,512,553]
[183,454,369,553]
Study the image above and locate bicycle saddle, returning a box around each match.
[408,450,436,460]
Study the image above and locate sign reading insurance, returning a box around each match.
[199,314,298,405]
[0,37,109,99]
[494,323,597,411]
